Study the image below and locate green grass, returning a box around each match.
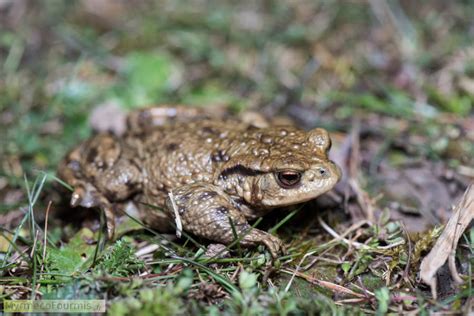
[2,174,470,314]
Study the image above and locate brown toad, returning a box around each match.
[58,106,341,257]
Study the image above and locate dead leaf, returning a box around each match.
[380,164,453,232]
[419,184,474,299]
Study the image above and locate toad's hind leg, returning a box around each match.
[58,134,143,238]
[166,183,284,258]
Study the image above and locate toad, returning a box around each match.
[58,106,341,257]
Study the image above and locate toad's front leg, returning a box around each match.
[165,183,284,258]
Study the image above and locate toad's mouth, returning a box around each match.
[259,162,341,208]
[274,178,338,207]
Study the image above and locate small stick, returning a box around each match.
[281,268,367,298]
[319,217,405,251]
[36,201,52,293]
[168,190,182,238]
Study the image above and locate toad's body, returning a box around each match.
[58,107,341,256]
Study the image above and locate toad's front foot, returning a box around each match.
[244,230,285,258]
[166,182,285,258]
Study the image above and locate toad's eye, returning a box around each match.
[276,171,302,188]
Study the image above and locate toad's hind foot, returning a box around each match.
[68,182,116,239]
[166,183,285,258]
[57,133,143,240]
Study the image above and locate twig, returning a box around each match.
[281,268,367,298]
[300,221,370,271]
[135,244,160,258]
[318,217,371,250]
[36,201,52,293]
[399,221,413,287]
[348,179,376,223]
[29,230,40,258]
[355,276,375,297]
[348,119,375,222]
[335,298,367,304]
[284,249,317,293]
[301,255,342,271]
[318,217,404,251]
[168,190,182,238]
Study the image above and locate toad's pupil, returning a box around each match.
[277,171,301,187]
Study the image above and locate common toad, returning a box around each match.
[58,106,341,257]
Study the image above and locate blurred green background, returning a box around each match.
[1,0,473,182]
